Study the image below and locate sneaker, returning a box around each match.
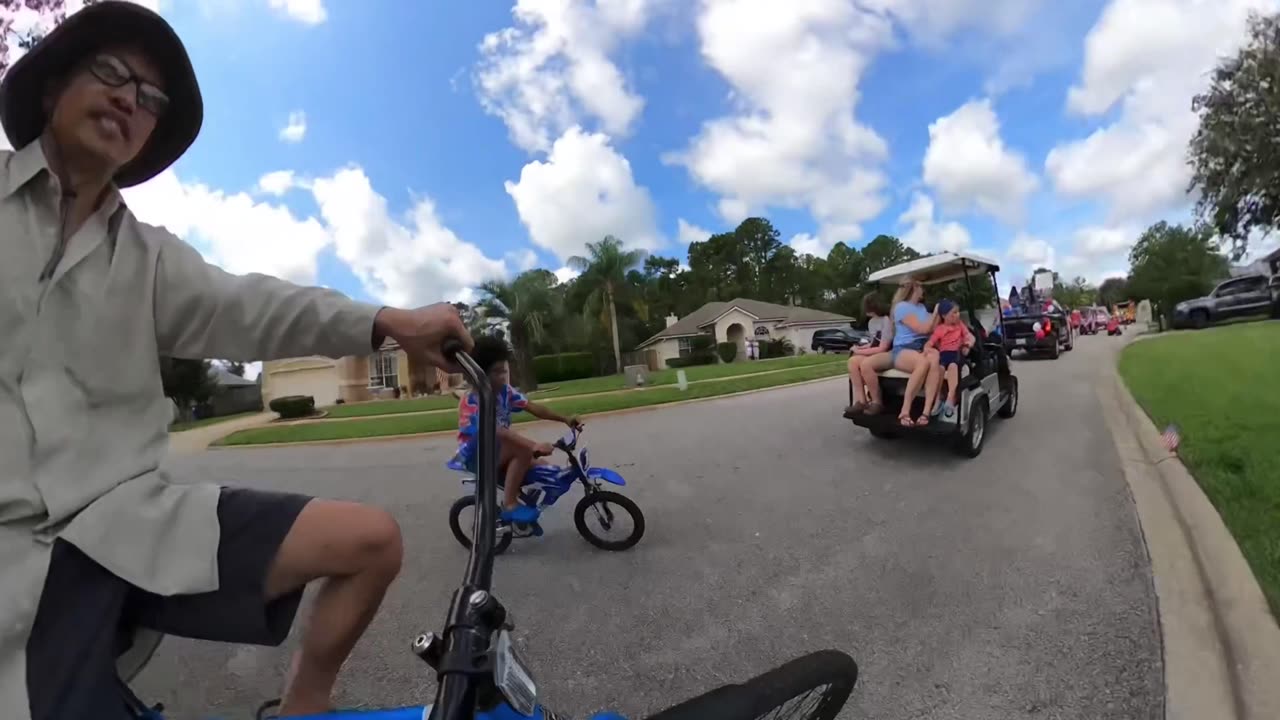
[942,402,957,420]
[501,505,540,524]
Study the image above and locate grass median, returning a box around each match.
[170,411,259,433]
[321,353,845,418]
[218,359,849,446]
[1118,321,1280,616]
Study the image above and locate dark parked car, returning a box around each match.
[811,327,870,353]
[1173,274,1273,329]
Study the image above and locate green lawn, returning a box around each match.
[1119,322,1280,617]
[320,353,844,418]
[217,360,848,446]
[169,411,259,433]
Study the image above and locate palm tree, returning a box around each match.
[568,235,648,374]
[477,269,560,390]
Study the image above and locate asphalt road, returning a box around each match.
[133,333,1162,719]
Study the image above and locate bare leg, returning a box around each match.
[895,350,927,422]
[920,354,943,419]
[845,355,867,413]
[945,364,959,405]
[502,442,533,511]
[270,501,404,716]
[860,352,893,409]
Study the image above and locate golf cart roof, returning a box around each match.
[867,251,1001,286]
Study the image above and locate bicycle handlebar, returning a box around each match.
[429,338,501,720]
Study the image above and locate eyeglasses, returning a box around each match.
[87,54,169,116]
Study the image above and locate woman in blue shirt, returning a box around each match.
[847,279,944,427]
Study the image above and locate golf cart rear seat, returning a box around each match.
[876,366,970,381]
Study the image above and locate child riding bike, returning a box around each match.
[454,335,581,525]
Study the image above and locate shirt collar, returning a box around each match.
[3,138,124,214]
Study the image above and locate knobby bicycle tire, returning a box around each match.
[644,649,857,720]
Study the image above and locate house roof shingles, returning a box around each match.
[637,298,853,348]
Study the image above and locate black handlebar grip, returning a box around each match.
[442,338,465,360]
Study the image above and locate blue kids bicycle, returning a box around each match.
[123,341,858,720]
[446,426,645,554]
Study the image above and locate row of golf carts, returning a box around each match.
[845,252,1018,458]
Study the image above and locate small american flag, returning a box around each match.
[1161,424,1181,452]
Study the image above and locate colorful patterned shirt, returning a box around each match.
[457,384,529,445]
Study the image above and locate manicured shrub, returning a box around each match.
[717,342,737,363]
[269,395,315,419]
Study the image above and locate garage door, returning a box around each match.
[267,367,339,407]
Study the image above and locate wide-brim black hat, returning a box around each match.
[0,1,202,188]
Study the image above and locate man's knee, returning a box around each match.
[270,501,403,595]
[348,505,403,578]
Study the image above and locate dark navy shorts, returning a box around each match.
[938,350,961,369]
[26,487,312,720]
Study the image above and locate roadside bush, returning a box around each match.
[759,338,795,359]
[716,342,737,363]
[269,395,315,419]
[533,352,595,383]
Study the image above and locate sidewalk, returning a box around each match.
[166,411,274,454]
[1097,329,1280,720]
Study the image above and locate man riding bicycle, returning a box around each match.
[0,3,471,718]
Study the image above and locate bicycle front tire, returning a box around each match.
[644,649,857,720]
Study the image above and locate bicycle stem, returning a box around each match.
[428,342,505,719]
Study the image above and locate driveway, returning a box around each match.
[132,334,1161,719]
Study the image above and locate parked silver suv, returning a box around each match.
[1172,274,1273,329]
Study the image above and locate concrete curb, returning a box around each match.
[1098,332,1280,720]
[209,373,847,450]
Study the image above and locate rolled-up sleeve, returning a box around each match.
[151,228,384,361]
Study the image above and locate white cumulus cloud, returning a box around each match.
[898,193,972,254]
[124,169,331,286]
[676,218,712,247]
[279,111,307,143]
[474,0,659,153]
[1046,0,1278,222]
[256,170,297,196]
[123,163,514,309]
[267,0,327,25]
[310,167,508,308]
[505,126,661,263]
[923,98,1038,224]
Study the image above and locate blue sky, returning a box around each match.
[98,0,1280,310]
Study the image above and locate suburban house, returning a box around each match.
[260,338,458,408]
[635,298,855,365]
[207,366,263,417]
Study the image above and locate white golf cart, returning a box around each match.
[847,252,1018,457]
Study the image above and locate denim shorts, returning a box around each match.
[890,338,926,365]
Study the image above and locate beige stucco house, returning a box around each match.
[260,338,458,408]
[635,298,854,366]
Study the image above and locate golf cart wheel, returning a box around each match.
[998,376,1018,418]
[955,398,988,458]
[645,649,857,720]
[574,491,645,551]
[448,496,513,555]
[868,427,899,440]
[1048,339,1060,359]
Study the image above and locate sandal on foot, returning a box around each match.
[842,402,867,418]
[916,415,930,427]
[865,402,884,415]
[898,415,915,428]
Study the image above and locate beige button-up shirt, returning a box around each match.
[0,139,383,717]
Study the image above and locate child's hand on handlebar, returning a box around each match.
[567,415,583,431]
[533,442,555,458]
